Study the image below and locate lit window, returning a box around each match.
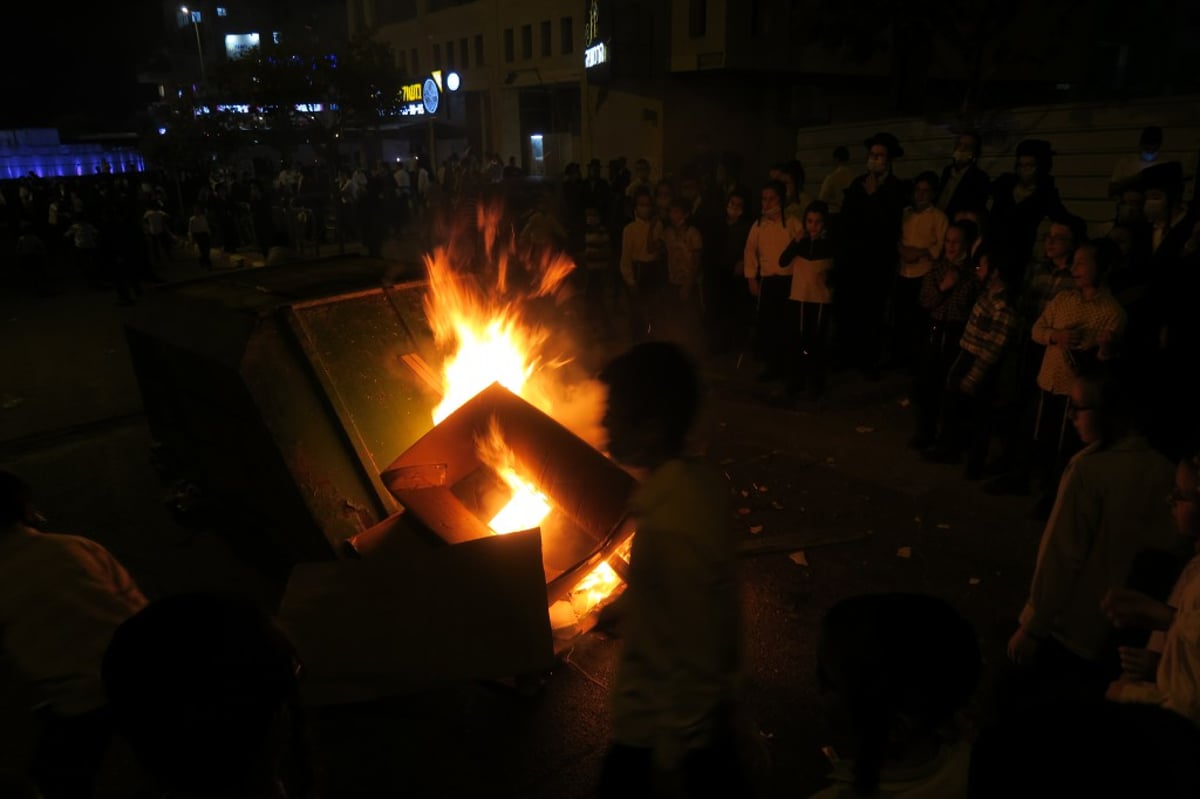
[217,6,227,16]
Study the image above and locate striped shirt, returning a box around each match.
[959,288,1018,387]
[0,526,147,715]
[1032,288,1127,395]
[663,224,703,287]
[584,225,612,270]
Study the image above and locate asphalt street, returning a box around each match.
[0,244,1042,798]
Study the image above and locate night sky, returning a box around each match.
[2,0,164,129]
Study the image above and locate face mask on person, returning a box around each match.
[1141,150,1158,163]
[953,149,973,166]
[1018,165,1037,182]
[1143,197,1168,221]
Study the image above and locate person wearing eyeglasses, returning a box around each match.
[1103,449,1200,725]
[983,215,1088,498]
[1027,239,1127,519]
[1004,368,1177,709]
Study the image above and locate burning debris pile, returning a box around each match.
[412,200,631,633]
[279,197,637,703]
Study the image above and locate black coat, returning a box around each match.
[838,173,905,277]
[937,163,991,218]
[988,174,1067,265]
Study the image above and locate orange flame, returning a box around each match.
[476,417,551,536]
[424,198,575,425]
[424,196,627,621]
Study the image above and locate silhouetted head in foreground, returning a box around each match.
[817,593,981,796]
[599,341,699,471]
[103,592,303,797]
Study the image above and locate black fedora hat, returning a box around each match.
[1137,161,1184,200]
[864,132,904,159]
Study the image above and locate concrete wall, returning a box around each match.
[588,87,663,181]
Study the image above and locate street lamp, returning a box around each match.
[180,6,206,86]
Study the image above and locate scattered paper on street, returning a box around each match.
[968,577,982,586]
[855,426,875,434]
[936,523,951,530]
[771,500,784,510]
[737,507,751,515]
[749,524,764,535]
[789,551,808,566]
[896,546,912,559]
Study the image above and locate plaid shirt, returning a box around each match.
[1032,288,1127,395]
[959,287,1017,387]
[1020,260,1074,327]
[920,260,980,323]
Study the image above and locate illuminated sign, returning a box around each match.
[225,32,260,59]
[585,0,599,44]
[194,102,338,116]
[584,42,607,68]
[446,71,461,91]
[395,75,444,116]
[422,78,440,114]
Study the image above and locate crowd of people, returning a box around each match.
[531,126,1200,519]
[4,125,1200,798]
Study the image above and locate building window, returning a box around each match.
[504,28,514,62]
[411,47,419,73]
[216,6,228,16]
[561,17,573,54]
[446,40,455,67]
[540,20,552,57]
[475,34,484,65]
[460,37,469,67]
[751,0,768,36]
[689,0,706,37]
[521,24,532,59]
[433,42,441,66]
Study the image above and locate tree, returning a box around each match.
[204,36,406,169]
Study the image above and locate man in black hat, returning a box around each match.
[1139,161,1193,262]
[989,139,1067,270]
[835,132,906,380]
[1109,125,1165,198]
[1137,158,1200,459]
[938,131,990,220]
